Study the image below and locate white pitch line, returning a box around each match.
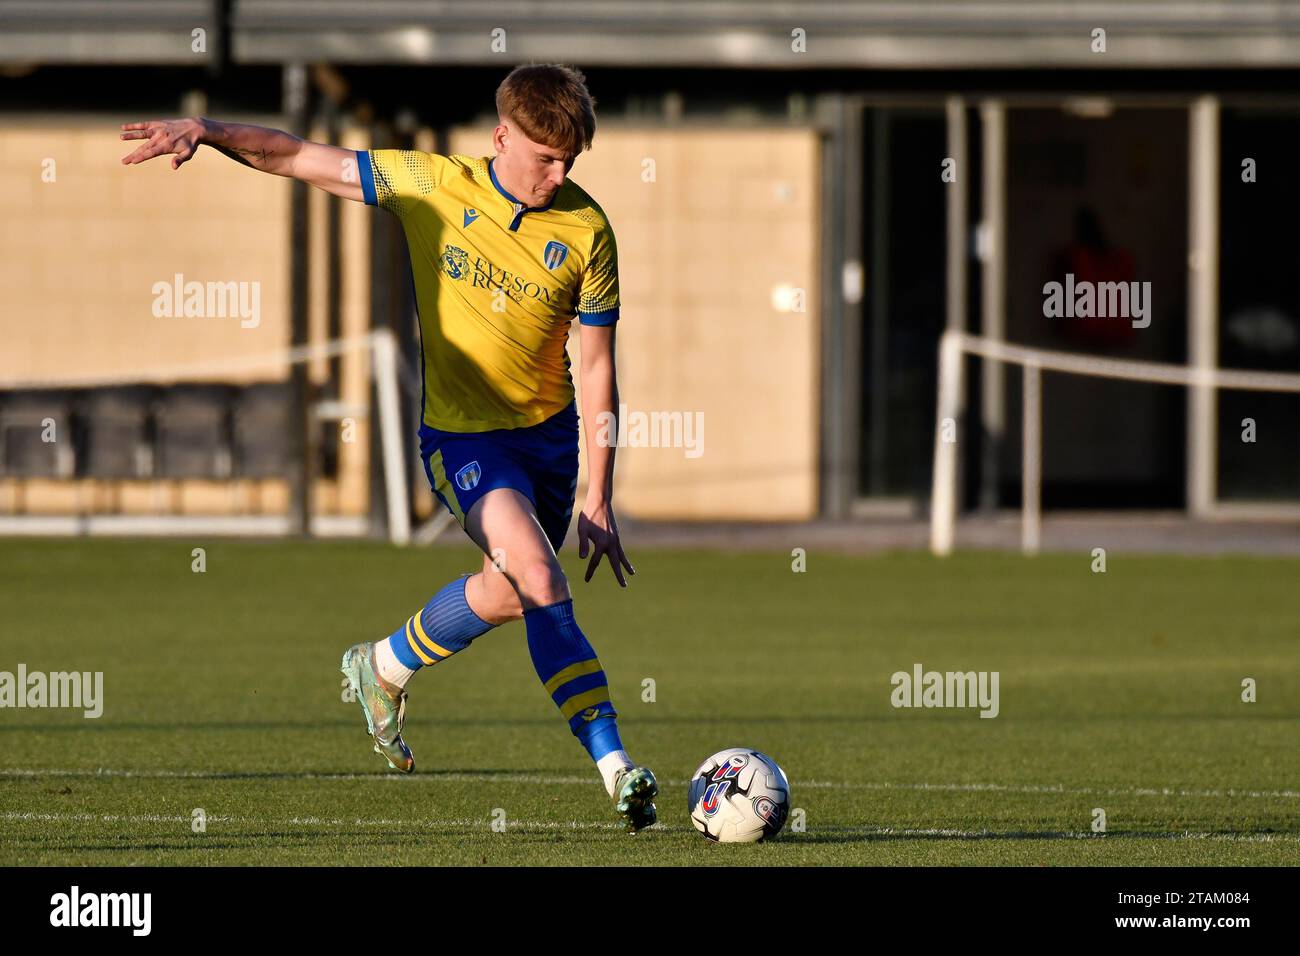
[831,780,1300,800]
[3,811,1295,843]
[857,826,1300,844]
[2,768,1298,801]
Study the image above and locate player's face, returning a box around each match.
[496,121,575,208]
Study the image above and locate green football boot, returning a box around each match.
[612,766,659,834]
[340,642,415,773]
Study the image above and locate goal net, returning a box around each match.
[930,330,1300,555]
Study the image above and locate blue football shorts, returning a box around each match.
[418,400,580,553]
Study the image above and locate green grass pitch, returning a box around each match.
[1,537,1297,865]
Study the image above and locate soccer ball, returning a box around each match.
[688,748,790,843]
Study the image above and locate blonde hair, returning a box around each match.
[495,64,596,156]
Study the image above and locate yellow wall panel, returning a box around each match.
[0,116,291,386]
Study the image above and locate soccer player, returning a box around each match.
[119,64,658,832]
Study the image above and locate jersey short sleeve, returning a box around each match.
[357,149,445,216]
[577,222,620,326]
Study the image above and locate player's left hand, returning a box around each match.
[578,502,635,587]
[119,118,206,169]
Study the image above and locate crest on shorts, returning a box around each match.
[455,460,482,491]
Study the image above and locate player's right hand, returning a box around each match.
[120,118,206,170]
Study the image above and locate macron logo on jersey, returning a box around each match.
[463,207,480,228]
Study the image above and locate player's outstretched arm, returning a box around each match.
[119,117,364,202]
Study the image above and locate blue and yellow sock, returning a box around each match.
[523,599,629,773]
[384,576,494,677]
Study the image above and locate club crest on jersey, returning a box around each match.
[463,207,480,228]
[440,245,470,280]
[454,460,482,491]
[542,240,569,271]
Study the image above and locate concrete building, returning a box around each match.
[1,1,1297,537]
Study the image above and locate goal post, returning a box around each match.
[930,330,1300,556]
[367,330,411,546]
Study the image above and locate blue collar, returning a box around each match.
[488,157,558,216]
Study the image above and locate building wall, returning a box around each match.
[0,115,291,384]
[1,118,823,522]
[0,115,374,517]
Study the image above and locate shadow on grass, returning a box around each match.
[0,767,569,781]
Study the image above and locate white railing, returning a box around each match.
[930,331,1300,556]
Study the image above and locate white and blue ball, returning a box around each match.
[688,748,790,843]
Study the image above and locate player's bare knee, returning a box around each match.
[493,576,524,621]
[515,558,569,608]
[465,561,517,622]
[464,569,518,626]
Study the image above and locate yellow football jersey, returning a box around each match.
[358,149,620,432]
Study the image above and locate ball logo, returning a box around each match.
[455,460,482,491]
[701,755,746,816]
[753,795,783,826]
[701,780,729,816]
[710,754,746,781]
